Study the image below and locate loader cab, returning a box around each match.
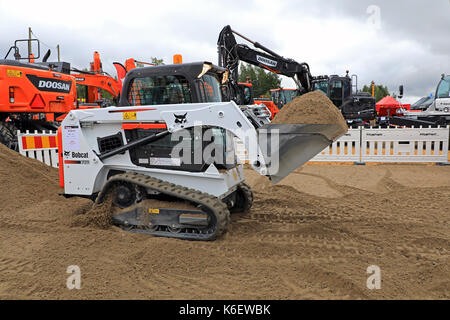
[118,62,236,172]
[119,62,227,107]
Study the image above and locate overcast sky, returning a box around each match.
[1,0,449,103]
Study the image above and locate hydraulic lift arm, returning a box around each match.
[217,25,313,100]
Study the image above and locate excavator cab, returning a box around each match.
[435,74,450,112]
[4,39,41,62]
[270,88,298,109]
[236,83,254,105]
[328,76,352,107]
[312,74,376,122]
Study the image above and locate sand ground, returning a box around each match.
[0,146,449,299]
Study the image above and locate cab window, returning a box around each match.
[436,76,450,99]
[330,80,343,99]
[313,81,328,94]
[343,79,351,98]
[199,74,222,102]
[127,75,192,106]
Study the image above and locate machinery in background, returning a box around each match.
[269,88,297,109]
[410,95,434,111]
[390,74,450,127]
[0,38,122,149]
[1,38,77,148]
[311,72,376,125]
[216,26,375,125]
[72,51,121,108]
[236,81,279,119]
[217,25,312,105]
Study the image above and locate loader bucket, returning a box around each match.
[256,123,346,183]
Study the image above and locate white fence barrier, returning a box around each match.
[310,128,360,162]
[361,126,449,163]
[17,130,59,168]
[17,127,450,167]
[235,126,449,164]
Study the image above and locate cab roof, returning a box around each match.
[126,61,227,80]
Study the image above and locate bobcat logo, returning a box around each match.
[174,113,187,124]
[64,151,70,157]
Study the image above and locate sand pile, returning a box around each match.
[0,144,61,207]
[71,197,113,229]
[0,144,93,225]
[272,91,348,136]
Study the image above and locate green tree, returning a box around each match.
[362,82,390,102]
[136,57,164,68]
[151,57,164,65]
[238,63,281,98]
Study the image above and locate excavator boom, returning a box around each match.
[217,25,313,98]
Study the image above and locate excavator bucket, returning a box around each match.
[256,123,346,183]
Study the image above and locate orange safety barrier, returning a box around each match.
[21,135,58,150]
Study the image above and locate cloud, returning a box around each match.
[0,0,448,104]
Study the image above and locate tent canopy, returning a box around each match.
[376,95,400,107]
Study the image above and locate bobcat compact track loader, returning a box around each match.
[59,61,346,240]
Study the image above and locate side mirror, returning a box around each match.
[398,85,404,99]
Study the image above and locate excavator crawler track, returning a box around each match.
[95,172,230,241]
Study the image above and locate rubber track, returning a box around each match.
[231,182,254,213]
[239,182,254,212]
[95,172,230,241]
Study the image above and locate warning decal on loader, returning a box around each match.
[123,112,137,120]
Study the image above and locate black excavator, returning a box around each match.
[217,25,313,105]
[217,25,376,125]
[312,72,376,125]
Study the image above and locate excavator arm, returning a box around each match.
[217,25,313,100]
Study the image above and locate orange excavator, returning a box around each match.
[0,38,123,149]
[270,87,297,109]
[236,80,279,119]
[72,51,122,108]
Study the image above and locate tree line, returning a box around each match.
[238,62,391,102]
